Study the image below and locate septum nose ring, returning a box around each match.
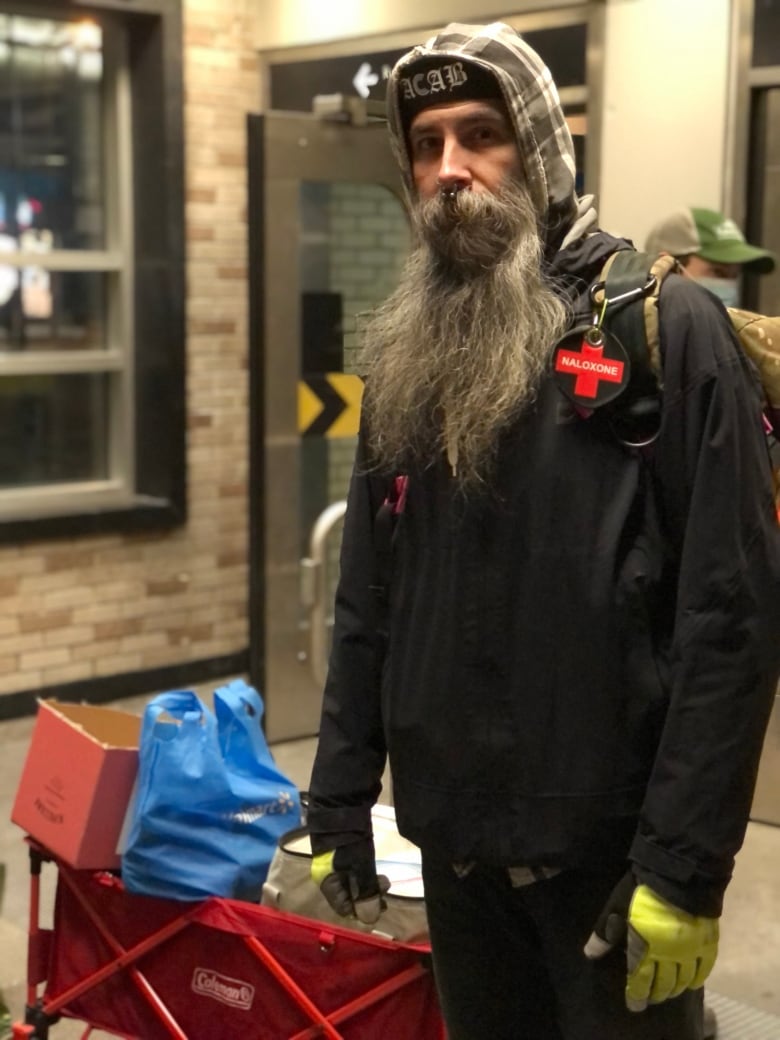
[438,181,462,202]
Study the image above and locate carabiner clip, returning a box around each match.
[590,275,657,310]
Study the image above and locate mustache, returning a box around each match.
[414,182,539,274]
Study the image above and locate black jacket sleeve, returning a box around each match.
[306,428,390,852]
[629,276,780,916]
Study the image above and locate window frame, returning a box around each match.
[0,0,185,542]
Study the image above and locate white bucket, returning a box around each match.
[261,804,429,944]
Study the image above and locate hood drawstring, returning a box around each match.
[560,194,599,250]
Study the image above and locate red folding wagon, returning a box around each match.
[15,841,445,1040]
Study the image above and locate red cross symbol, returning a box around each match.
[554,339,625,400]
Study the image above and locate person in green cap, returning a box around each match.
[644,206,775,308]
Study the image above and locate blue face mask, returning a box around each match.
[695,276,740,309]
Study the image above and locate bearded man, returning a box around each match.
[306,22,780,1040]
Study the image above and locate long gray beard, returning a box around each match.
[359,181,569,489]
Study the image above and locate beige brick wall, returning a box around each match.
[0,0,258,703]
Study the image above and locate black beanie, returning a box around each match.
[396,56,504,132]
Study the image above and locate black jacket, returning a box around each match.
[308,229,780,917]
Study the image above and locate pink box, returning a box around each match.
[12,699,141,869]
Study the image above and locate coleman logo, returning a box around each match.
[399,61,468,100]
[192,968,255,1011]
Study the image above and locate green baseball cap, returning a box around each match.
[644,207,775,273]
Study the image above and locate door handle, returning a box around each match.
[300,500,347,687]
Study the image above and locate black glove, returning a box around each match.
[311,837,390,925]
[583,869,635,957]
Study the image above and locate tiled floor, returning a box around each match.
[1,684,780,1039]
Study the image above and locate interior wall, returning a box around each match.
[598,0,731,248]
[254,0,588,49]
[254,0,734,252]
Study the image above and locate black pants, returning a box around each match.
[421,855,703,1040]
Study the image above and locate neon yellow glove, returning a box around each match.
[625,884,719,1011]
[311,839,390,926]
[584,871,719,1011]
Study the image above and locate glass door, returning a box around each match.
[248,109,410,741]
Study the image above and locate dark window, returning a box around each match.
[753,0,780,67]
[0,0,184,540]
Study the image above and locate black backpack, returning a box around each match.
[554,249,780,520]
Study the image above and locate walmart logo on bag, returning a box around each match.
[227,791,298,825]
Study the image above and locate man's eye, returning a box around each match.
[412,137,439,157]
[470,125,500,145]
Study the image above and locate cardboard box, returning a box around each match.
[12,699,141,869]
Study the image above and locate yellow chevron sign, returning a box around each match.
[298,373,364,438]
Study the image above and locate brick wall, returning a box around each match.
[0,0,258,702]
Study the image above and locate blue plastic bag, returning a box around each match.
[122,680,301,901]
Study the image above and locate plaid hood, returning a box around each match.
[386,21,579,247]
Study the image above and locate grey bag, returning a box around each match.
[261,804,429,944]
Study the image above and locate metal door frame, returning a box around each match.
[728,0,780,314]
[247,109,402,741]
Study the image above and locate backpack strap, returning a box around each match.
[643,254,678,378]
[592,250,677,446]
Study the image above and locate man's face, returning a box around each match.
[408,99,523,199]
[359,118,566,488]
[681,253,742,307]
[683,255,740,280]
